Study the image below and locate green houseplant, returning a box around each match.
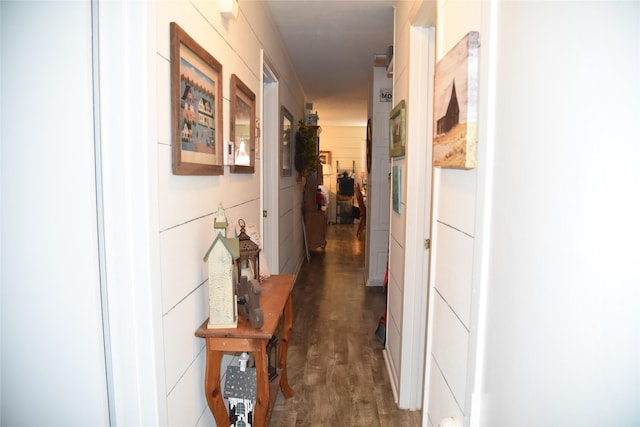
[294,120,319,178]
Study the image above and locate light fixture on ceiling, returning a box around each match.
[220,0,238,20]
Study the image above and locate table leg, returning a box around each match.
[204,347,230,427]
[279,295,294,398]
[253,341,269,427]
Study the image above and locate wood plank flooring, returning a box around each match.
[270,223,422,426]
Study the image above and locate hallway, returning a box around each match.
[270,223,422,426]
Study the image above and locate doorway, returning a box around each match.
[261,53,280,274]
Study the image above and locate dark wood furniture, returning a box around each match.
[303,126,326,249]
[195,274,295,427]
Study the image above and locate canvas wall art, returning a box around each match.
[433,31,479,169]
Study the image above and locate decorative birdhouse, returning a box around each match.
[224,365,256,427]
[236,219,260,281]
[203,204,240,329]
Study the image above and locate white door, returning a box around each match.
[261,54,280,274]
[383,23,435,411]
[1,2,110,423]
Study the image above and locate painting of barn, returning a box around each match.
[433,31,479,169]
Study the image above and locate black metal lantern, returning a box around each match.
[235,219,263,329]
[236,219,260,281]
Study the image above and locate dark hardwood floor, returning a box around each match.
[270,223,422,426]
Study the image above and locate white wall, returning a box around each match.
[365,65,392,286]
[0,2,109,424]
[385,1,409,403]
[1,1,306,425]
[424,0,481,424]
[423,1,640,426]
[154,1,305,425]
[385,0,436,410]
[477,2,640,425]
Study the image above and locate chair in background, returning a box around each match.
[337,174,355,224]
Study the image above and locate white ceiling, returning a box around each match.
[266,0,395,127]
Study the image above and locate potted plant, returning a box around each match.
[294,120,319,179]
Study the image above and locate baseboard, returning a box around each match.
[382,348,399,404]
[366,279,384,287]
[293,254,304,282]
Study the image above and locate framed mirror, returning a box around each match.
[229,74,256,173]
[170,22,224,175]
[280,107,293,176]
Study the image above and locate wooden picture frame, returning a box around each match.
[389,100,406,158]
[229,74,256,173]
[366,118,372,172]
[280,107,293,177]
[170,22,224,175]
[319,151,331,166]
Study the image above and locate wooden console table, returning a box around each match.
[195,274,295,427]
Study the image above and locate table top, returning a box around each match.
[195,274,294,340]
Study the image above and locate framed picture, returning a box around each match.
[389,100,406,158]
[433,31,479,169]
[280,107,293,176]
[392,165,401,213]
[229,74,256,174]
[319,151,331,166]
[170,22,224,175]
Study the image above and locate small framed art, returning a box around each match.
[280,107,293,176]
[319,151,331,166]
[392,165,401,213]
[389,100,406,158]
[170,22,224,175]
[229,74,256,174]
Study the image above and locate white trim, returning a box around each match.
[467,1,499,425]
[366,279,385,287]
[397,24,435,410]
[420,24,438,425]
[97,1,166,424]
[382,348,400,404]
[261,53,280,274]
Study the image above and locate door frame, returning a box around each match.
[261,53,280,274]
[398,24,436,410]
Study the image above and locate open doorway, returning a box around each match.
[261,53,280,274]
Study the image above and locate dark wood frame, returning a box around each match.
[229,74,256,173]
[170,22,224,175]
[366,118,372,172]
[319,150,331,166]
[280,107,293,177]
